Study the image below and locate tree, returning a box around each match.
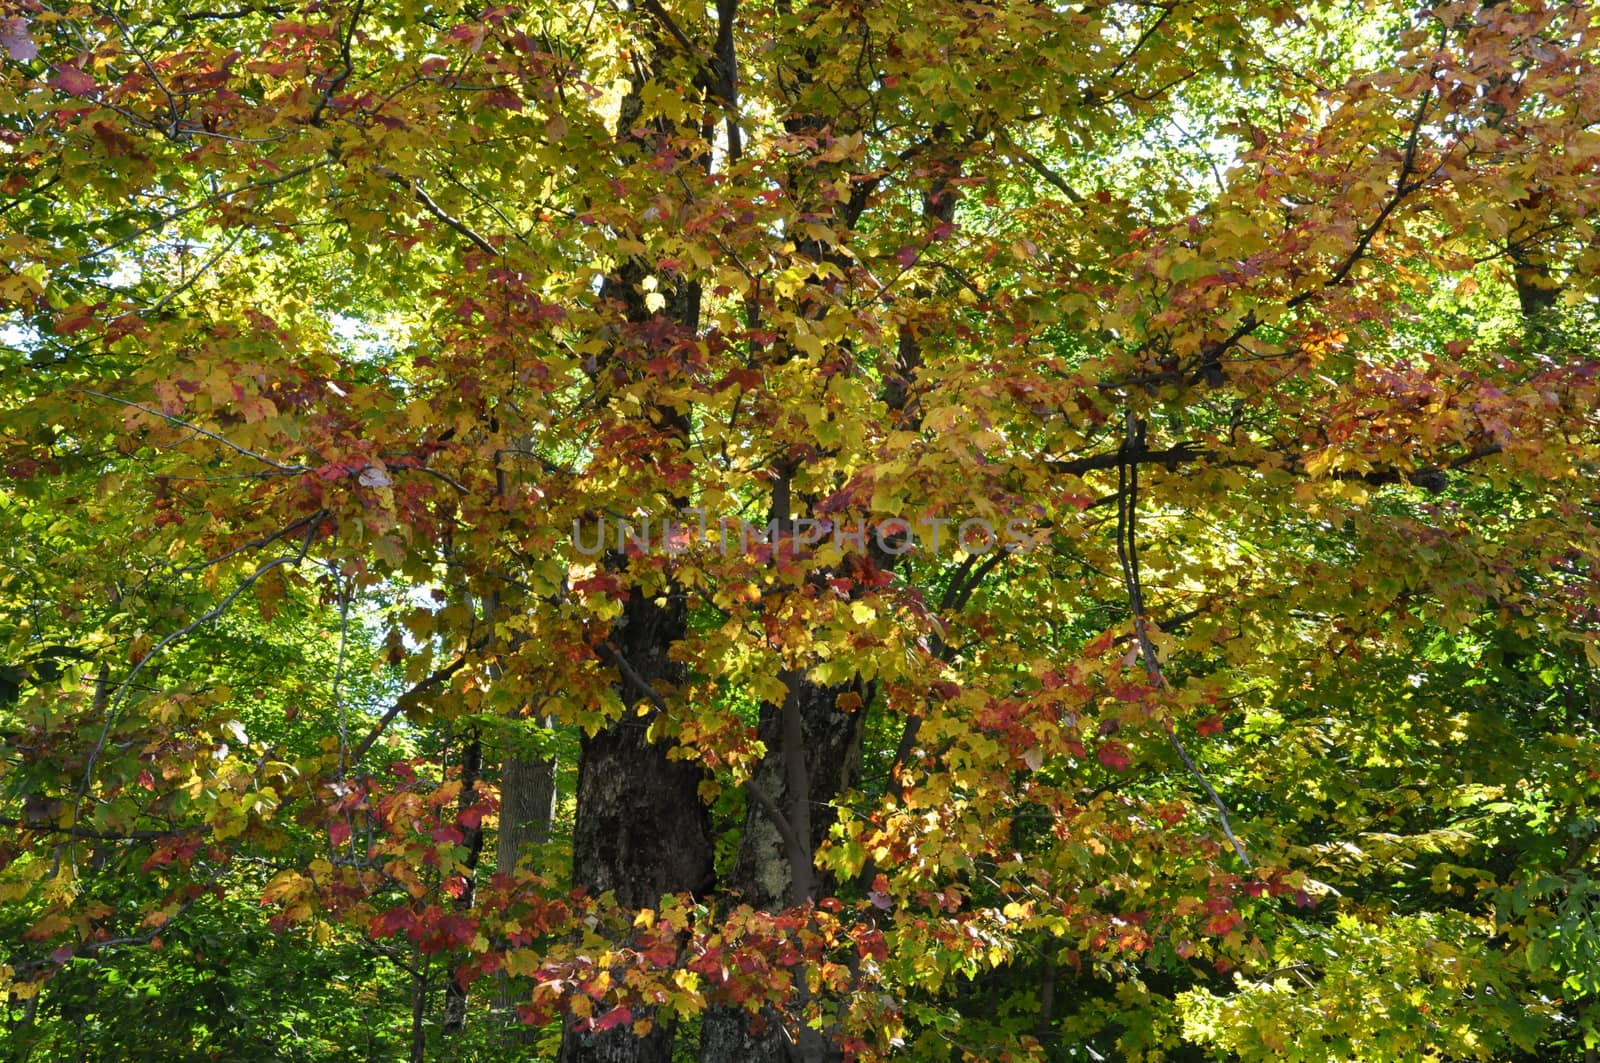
[3,0,1600,1059]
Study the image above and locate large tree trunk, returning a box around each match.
[568,590,714,905]
[560,589,714,1063]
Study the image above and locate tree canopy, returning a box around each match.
[3,0,1600,1059]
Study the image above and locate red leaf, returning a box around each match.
[329,820,351,846]
[1195,714,1224,737]
[1204,911,1241,935]
[483,87,522,111]
[50,66,97,95]
[1097,741,1131,773]
[371,907,414,939]
[55,306,95,334]
[592,1006,633,1032]
[418,912,475,953]
[716,368,764,392]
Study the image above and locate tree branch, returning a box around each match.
[743,778,806,880]
[76,519,323,818]
[0,816,209,843]
[349,654,472,765]
[598,640,670,713]
[1115,407,1250,867]
[378,168,500,257]
[1001,138,1084,203]
[73,388,311,474]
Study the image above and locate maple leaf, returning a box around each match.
[1,18,36,62]
[48,66,96,95]
[1097,741,1132,773]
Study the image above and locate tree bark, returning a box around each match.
[442,731,484,1034]
[569,593,713,905]
[491,740,557,1043]
[497,746,557,874]
[698,673,864,1063]
[560,589,713,1063]
[410,965,430,1063]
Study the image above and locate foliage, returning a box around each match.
[3,0,1600,1059]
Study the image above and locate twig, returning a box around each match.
[72,388,311,474]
